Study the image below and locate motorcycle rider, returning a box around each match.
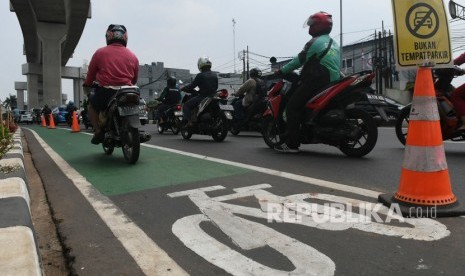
[274,11,341,153]
[83,24,139,144]
[181,56,218,126]
[450,52,465,133]
[156,76,181,123]
[233,68,267,123]
[65,100,77,123]
[41,104,51,125]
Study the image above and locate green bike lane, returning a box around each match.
[23,125,465,276]
[26,125,249,196]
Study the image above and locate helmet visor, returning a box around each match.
[303,16,313,28]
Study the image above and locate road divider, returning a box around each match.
[0,129,41,275]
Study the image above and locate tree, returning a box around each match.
[3,95,17,109]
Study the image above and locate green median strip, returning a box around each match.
[27,126,249,196]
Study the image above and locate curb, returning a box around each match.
[0,129,41,275]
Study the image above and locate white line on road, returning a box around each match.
[29,129,188,275]
[143,144,382,198]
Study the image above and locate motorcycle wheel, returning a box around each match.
[171,118,181,135]
[262,115,283,149]
[212,116,229,142]
[157,121,165,134]
[181,124,192,140]
[122,127,140,164]
[395,105,411,146]
[339,108,378,157]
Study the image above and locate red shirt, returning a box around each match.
[84,43,139,87]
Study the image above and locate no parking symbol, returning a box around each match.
[406,3,439,39]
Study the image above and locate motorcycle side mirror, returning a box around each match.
[270,57,277,65]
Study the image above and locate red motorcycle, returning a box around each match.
[262,71,379,157]
[395,66,465,145]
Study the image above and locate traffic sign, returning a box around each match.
[392,0,452,68]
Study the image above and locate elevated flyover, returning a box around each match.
[10,0,91,108]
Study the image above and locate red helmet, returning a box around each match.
[305,12,333,37]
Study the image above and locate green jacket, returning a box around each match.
[281,34,341,82]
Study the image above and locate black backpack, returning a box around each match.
[254,78,267,98]
[166,88,181,104]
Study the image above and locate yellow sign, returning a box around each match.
[392,0,452,67]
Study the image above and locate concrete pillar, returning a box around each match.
[14,82,27,110]
[73,78,84,108]
[37,22,67,108]
[27,74,39,108]
[16,90,25,109]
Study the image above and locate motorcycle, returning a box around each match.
[80,109,92,129]
[89,85,151,164]
[395,66,465,145]
[229,96,267,135]
[156,104,182,135]
[175,89,234,142]
[262,71,379,157]
[66,106,78,127]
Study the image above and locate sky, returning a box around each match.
[2,0,465,102]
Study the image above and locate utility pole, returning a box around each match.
[340,0,343,64]
[242,50,246,83]
[232,18,236,73]
[246,46,249,80]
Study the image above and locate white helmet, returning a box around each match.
[197,56,212,71]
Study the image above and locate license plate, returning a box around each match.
[118,106,139,116]
[366,94,388,105]
[174,111,183,116]
[220,104,234,111]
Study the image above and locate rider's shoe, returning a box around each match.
[91,131,104,145]
[274,143,299,153]
[453,128,465,137]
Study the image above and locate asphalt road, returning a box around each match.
[23,124,465,276]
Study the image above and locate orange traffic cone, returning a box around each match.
[48,114,56,129]
[41,115,46,127]
[379,66,464,217]
[71,111,80,133]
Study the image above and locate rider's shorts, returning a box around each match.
[89,87,117,112]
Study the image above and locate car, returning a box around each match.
[139,98,149,125]
[19,110,33,124]
[51,105,69,124]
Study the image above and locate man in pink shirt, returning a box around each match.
[84,24,139,144]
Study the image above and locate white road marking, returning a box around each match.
[28,129,188,275]
[144,144,381,198]
[169,184,449,275]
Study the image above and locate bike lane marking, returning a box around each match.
[27,128,188,275]
[166,184,451,275]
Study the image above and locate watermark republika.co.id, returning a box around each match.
[265,202,438,223]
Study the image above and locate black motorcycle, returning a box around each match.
[176,89,234,142]
[80,109,92,129]
[92,85,151,164]
[229,96,267,135]
[156,104,181,135]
